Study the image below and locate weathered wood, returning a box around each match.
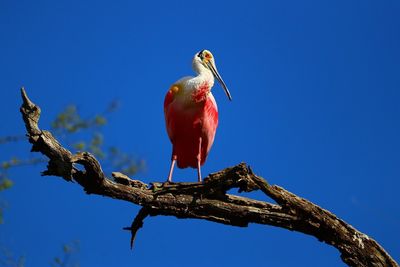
[20,88,398,267]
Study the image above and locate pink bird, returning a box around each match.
[164,50,232,183]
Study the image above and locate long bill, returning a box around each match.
[207,61,232,101]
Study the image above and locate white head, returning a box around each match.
[192,49,232,101]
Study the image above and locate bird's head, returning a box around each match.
[193,49,232,101]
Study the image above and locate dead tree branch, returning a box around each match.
[123,207,151,249]
[19,88,398,267]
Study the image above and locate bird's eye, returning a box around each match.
[198,50,204,58]
[204,53,212,59]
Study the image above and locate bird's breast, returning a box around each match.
[191,82,211,103]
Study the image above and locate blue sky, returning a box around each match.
[1,0,399,266]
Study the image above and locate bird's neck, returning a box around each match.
[192,60,214,85]
[194,65,215,88]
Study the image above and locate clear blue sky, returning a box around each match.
[1,0,399,266]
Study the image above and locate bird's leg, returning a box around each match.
[167,155,177,183]
[197,137,202,183]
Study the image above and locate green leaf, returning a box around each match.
[0,178,13,191]
[72,142,86,150]
[63,244,71,253]
[94,115,107,126]
[1,161,11,170]
[54,257,62,265]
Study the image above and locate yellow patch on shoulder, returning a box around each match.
[169,84,181,94]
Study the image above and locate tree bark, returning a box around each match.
[19,88,398,267]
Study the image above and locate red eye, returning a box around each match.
[205,53,211,59]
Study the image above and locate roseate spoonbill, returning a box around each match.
[164,49,232,183]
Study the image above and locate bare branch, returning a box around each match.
[19,88,398,267]
[123,207,151,249]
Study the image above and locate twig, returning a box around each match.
[123,208,150,249]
